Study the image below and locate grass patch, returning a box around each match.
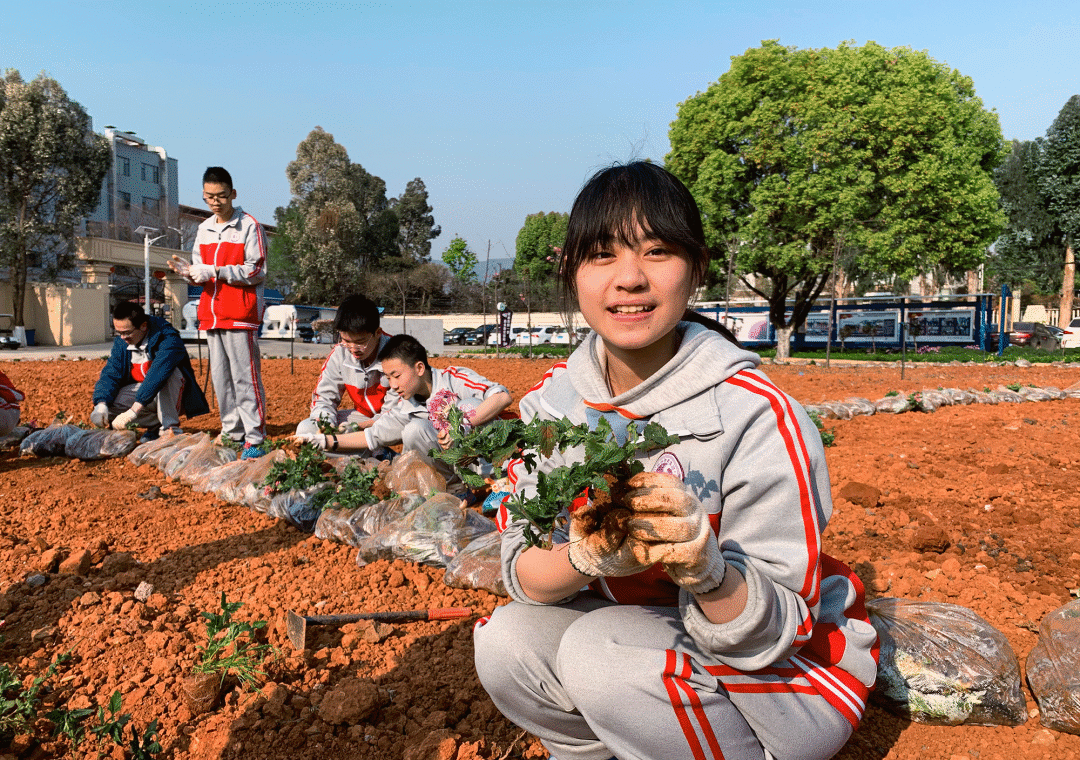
[755,344,1080,364]
[454,345,573,358]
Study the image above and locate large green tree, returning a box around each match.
[390,177,440,264]
[284,127,397,304]
[515,211,567,277]
[0,70,110,326]
[1036,95,1080,326]
[442,236,478,283]
[667,41,1006,358]
[989,140,1064,298]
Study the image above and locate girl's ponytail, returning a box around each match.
[682,309,741,347]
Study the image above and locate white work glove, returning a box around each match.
[566,498,654,578]
[623,472,727,595]
[111,408,138,430]
[293,432,328,450]
[188,263,216,284]
[90,403,109,428]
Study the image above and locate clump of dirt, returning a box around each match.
[1,355,1080,759]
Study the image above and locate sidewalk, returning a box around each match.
[0,339,338,362]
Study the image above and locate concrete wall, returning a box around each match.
[0,281,111,345]
[439,311,584,331]
[378,316,443,357]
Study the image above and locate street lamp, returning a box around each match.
[134,225,165,312]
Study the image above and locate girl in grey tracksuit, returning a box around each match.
[473,163,878,760]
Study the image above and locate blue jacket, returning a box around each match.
[93,316,210,419]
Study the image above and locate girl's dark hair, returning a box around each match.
[560,161,738,345]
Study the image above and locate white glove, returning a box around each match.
[294,432,328,450]
[90,403,109,428]
[188,263,216,283]
[111,408,138,430]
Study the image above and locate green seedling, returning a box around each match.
[807,411,836,447]
[1006,383,1021,392]
[0,652,72,739]
[192,593,273,691]
[314,461,384,511]
[263,444,331,495]
[89,691,161,759]
[885,390,899,397]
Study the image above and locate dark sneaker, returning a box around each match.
[241,443,266,460]
[138,427,161,444]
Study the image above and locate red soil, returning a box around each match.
[1,354,1079,759]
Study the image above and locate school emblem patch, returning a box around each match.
[229,230,241,243]
[652,451,684,480]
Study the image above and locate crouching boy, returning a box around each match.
[92,301,210,441]
[295,334,513,478]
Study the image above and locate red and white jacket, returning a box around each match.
[0,370,23,411]
[308,333,396,422]
[498,323,879,731]
[192,207,266,330]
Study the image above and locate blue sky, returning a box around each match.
[5,0,1078,267]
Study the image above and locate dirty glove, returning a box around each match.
[622,471,727,595]
[293,432,328,450]
[188,263,216,284]
[90,403,109,428]
[566,499,654,578]
[111,408,138,430]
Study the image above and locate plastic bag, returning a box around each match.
[198,450,287,504]
[1026,598,1080,734]
[1042,386,1067,400]
[169,437,238,486]
[941,388,976,405]
[64,428,138,460]
[263,484,330,532]
[127,430,194,466]
[382,449,447,495]
[149,433,206,470]
[920,389,952,409]
[443,531,506,596]
[0,426,31,450]
[356,493,496,567]
[968,389,999,405]
[20,424,82,457]
[315,493,425,546]
[868,597,1026,726]
[819,402,854,420]
[1017,386,1054,402]
[843,397,876,416]
[991,387,1025,404]
[874,396,909,414]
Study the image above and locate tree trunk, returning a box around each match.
[774,324,794,361]
[1059,242,1075,328]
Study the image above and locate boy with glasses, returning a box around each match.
[295,294,395,442]
[168,166,268,459]
[91,301,209,441]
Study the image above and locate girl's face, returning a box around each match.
[574,231,696,361]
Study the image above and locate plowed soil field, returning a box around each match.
[2,354,1080,760]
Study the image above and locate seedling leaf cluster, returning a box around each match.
[434,406,679,547]
[192,593,273,691]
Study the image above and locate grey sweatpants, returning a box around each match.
[208,329,266,445]
[474,598,853,760]
[109,371,185,432]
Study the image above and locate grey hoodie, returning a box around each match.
[496,322,878,724]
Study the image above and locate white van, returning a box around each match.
[262,304,323,341]
[179,300,207,341]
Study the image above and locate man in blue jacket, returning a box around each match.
[91,301,210,441]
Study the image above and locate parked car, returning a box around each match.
[1009,322,1037,346]
[488,327,528,346]
[515,325,560,346]
[444,326,473,345]
[551,327,591,345]
[1033,324,1064,351]
[464,325,497,346]
[1060,318,1080,349]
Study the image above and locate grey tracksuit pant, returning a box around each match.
[474,598,853,760]
[109,369,185,432]
[208,329,266,445]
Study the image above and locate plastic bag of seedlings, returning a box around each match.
[64,428,138,460]
[1026,598,1080,734]
[1017,386,1054,402]
[356,492,496,567]
[263,484,331,532]
[20,423,83,457]
[1042,386,1067,400]
[820,402,855,420]
[941,388,976,406]
[127,430,194,466]
[802,404,835,420]
[327,455,385,478]
[443,531,506,596]
[170,437,238,486]
[1065,381,1080,399]
[198,449,287,504]
[382,450,448,495]
[843,397,876,416]
[150,433,207,471]
[920,389,952,409]
[968,389,998,405]
[991,387,1025,404]
[0,426,31,450]
[315,493,426,546]
[874,396,910,414]
[868,597,1026,726]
